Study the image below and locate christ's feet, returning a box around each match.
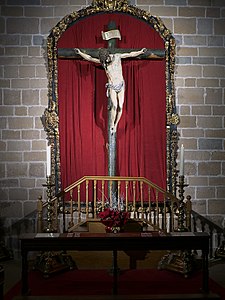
[110,126,116,135]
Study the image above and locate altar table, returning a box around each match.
[20,232,209,296]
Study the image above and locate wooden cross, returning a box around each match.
[57,21,165,181]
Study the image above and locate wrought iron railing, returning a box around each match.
[191,210,225,259]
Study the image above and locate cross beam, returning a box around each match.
[58,48,165,60]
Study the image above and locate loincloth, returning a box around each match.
[105,81,124,97]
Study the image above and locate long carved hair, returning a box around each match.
[98,48,111,69]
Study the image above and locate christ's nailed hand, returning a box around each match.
[74,48,80,54]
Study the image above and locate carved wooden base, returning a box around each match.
[158,250,196,278]
[34,251,76,277]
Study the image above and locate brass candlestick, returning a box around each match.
[177,175,189,232]
[43,176,56,233]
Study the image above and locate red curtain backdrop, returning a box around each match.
[57,13,166,196]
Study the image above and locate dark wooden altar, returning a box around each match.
[20,232,209,296]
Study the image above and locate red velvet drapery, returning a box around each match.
[58,13,166,195]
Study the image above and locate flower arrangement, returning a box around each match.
[97,194,130,233]
[98,207,129,228]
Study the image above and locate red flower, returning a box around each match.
[98,208,129,227]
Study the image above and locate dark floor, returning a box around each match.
[1,253,225,297]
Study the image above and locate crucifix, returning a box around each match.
[58,21,165,183]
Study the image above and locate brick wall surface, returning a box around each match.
[0,0,225,248]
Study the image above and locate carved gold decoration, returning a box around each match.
[44,1,178,195]
[158,250,195,277]
[41,107,59,188]
[170,113,180,125]
[92,0,128,10]
[171,130,179,195]
[41,108,59,147]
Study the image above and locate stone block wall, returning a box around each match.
[0,0,224,253]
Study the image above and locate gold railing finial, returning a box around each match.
[92,0,128,10]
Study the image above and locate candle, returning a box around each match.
[180,144,184,176]
[46,145,51,176]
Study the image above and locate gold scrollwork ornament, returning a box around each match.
[92,0,128,10]
[42,108,59,139]
[170,113,180,125]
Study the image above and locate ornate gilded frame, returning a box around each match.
[42,0,179,195]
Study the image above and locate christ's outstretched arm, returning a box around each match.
[120,48,147,59]
[74,48,100,64]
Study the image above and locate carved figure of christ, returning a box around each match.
[74,47,147,134]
